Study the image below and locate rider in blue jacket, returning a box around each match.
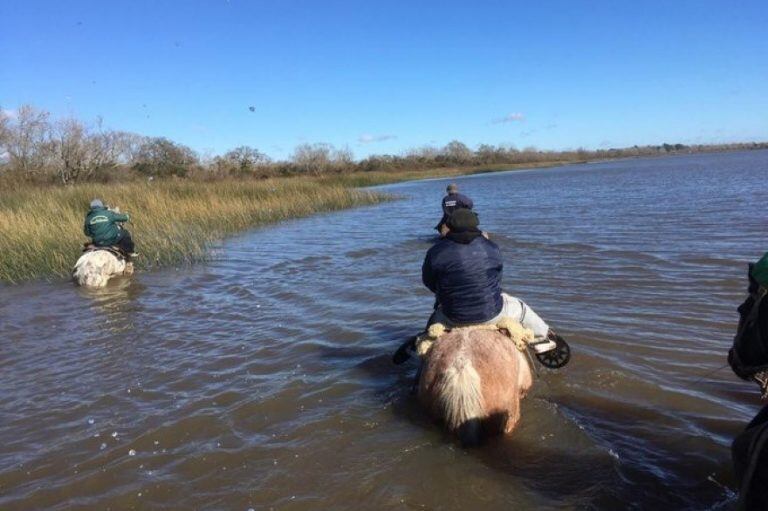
[423,215,502,324]
[421,209,559,353]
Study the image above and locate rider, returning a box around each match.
[400,208,561,363]
[83,199,137,257]
[436,183,473,236]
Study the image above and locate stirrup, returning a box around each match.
[534,332,571,369]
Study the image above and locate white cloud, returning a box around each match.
[1,108,17,119]
[358,133,397,144]
[492,112,525,124]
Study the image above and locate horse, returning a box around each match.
[729,262,768,509]
[416,320,534,445]
[72,247,133,288]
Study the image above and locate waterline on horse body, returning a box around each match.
[72,250,128,287]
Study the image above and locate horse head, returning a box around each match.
[729,264,768,390]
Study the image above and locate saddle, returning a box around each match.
[82,243,130,261]
[414,318,534,357]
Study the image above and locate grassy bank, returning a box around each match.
[0,159,581,284]
[0,179,386,283]
[321,160,576,188]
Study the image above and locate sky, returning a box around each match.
[1,0,767,160]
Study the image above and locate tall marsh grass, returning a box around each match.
[0,179,386,283]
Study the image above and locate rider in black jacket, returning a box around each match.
[423,209,557,350]
[436,183,473,235]
[393,209,567,365]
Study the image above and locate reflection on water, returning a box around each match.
[77,278,146,335]
[1,150,767,509]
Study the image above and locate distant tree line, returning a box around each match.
[1,104,766,185]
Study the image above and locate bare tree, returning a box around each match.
[0,110,10,166]
[111,131,147,165]
[215,145,271,175]
[52,117,121,184]
[133,137,198,177]
[3,105,53,175]
[442,140,472,164]
[405,145,440,160]
[291,143,337,175]
[332,145,354,171]
[475,144,499,164]
[0,110,9,147]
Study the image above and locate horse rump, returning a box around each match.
[418,328,532,445]
[72,248,128,287]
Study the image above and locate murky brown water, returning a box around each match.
[2,150,767,510]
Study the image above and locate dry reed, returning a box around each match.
[0,178,386,283]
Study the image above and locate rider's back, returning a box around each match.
[422,236,503,324]
[84,207,127,246]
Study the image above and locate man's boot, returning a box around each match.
[393,335,421,365]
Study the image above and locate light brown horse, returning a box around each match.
[417,324,534,445]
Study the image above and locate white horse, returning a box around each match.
[72,249,133,287]
[417,320,534,445]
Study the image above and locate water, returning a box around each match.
[1,150,767,510]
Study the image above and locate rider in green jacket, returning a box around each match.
[83,199,136,256]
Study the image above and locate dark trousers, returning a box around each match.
[116,230,135,254]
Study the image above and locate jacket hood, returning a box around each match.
[446,229,483,244]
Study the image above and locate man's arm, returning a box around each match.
[487,239,503,280]
[461,194,473,210]
[109,210,130,223]
[422,251,438,293]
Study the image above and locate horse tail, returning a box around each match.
[74,261,108,287]
[435,353,484,445]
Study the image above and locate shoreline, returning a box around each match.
[0,179,387,285]
[0,161,586,285]
[2,148,765,285]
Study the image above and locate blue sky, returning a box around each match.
[1,0,766,159]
